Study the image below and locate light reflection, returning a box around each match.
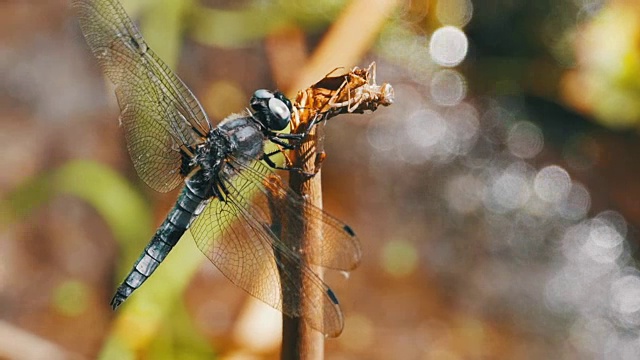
[484,162,532,213]
[366,116,396,152]
[589,219,624,250]
[569,318,613,356]
[365,11,640,359]
[443,103,480,156]
[533,165,572,203]
[543,208,640,356]
[436,0,473,28]
[583,231,623,264]
[430,69,467,106]
[506,121,544,159]
[445,174,483,214]
[611,275,640,315]
[558,182,591,220]
[595,210,628,238]
[429,26,468,67]
[611,337,640,360]
[338,314,375,351]
[405,109,447,149]
[399,108,448,164]
[372,74,640,356]
[381,240,419,278]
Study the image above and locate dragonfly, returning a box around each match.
[73,0,361,337]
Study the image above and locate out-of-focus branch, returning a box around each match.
[288,0,400,94]
[0,320,84,360]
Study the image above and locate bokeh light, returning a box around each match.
[429,26,468,67]
[430,69,467,106]
[484,162,532,213]
[381,240,419,278]
[338,314,375,352]
[53,280,90,317]
[445,174,483,214]
[435,0,473,28]
[507,121,544,159]
[533,165,572,204]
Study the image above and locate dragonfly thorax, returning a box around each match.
[190,115,265,199]
[202,114,266,171]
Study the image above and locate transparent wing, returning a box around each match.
[189,160,361,336]
[229,160,362,271]
[73,0,211,192]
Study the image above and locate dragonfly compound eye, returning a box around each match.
[250,89,274,112]
[252,89,273,101]
[267,97,291,131]
[273,91,293,113]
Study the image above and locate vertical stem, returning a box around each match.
[279,125,324,360]
[266,1,396,356]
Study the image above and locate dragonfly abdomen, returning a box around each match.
[110,180,207,309]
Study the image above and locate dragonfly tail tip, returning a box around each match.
[110,294,125,310]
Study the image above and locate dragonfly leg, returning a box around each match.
[277,113,326,143]
[269,111,327,146]
[265,144,296,167]
[262,152,317,178]
[269,135,296,150]
[262,153,300,172]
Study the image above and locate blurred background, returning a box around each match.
[4,0,640,358]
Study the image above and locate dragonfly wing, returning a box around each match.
[229,159,362,271]
[189,161,355,336]
[73,0,211,192]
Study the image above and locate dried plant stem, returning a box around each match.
[270,2,398,359]
[279,124,324,359]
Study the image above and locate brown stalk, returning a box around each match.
[273,63,394,359]
[278,118,325,360]
[266,1,398,359]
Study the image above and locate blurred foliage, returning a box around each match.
[188,0,347,47]
[3,160,151,249]
[53,279,91,317]
[381,239,418,278]
[562,2,640,129]
[123,0,348,55]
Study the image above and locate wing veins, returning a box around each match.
[228,159,362,271]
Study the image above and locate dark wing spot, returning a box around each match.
[327,288,340,305]
[343,225,356,237]
[129,35,147,54]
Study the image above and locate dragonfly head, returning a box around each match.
[250,89,292,131]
